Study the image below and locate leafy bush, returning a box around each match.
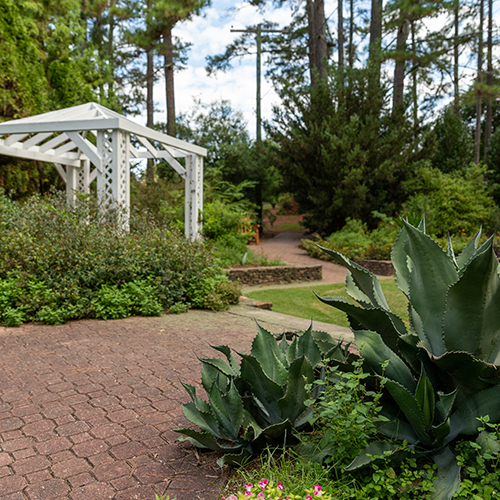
[0,190,239,326]
[404,164,499,237]
[302,214,399,261]
[315,219,500,499]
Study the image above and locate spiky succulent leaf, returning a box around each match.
[198,356,237,378]
[443,235,500,363]
[311,330,342,356]
[261,419,300,445]
[209,344,241,375]
[317,245,390,310]
[432,446,460,500]
[217,448,252,467]
[376,412,419,443]
[295,324,322,367]
[449,385,500,439]
[250,324,289,384]
[391,224,411,296]
[181,382,211,414]
[415,367,435,432]
[344,441,404,471]
[456,228,482,269]
[201,363,223,394]
[182,402,223,438]
[238,352,285,423]
[384,379,433,446]
[354,330,416,393]
[398,334,421,373]
[402,220,459,356]
[278,355,314,424]
[175,427,241,453]
[242,410,264,442]
[317,295,406,355]
[208,381,244,440]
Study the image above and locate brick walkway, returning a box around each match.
[0,311,271,500]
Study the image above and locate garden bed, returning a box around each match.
[227,264,322,286]
[354,259,395,276]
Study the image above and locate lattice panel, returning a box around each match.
[101,131,115,208]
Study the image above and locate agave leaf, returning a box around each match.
[286,336,298,365]
[415,367,435,432]
[449,385,500,439]
[209,344,241,375]
[311,330,341,356]
[182,402,223,438]
[431,446,460,500]
[208,381,244,440]
[446,233,456,265]
[261,419,301,445]
[376,412,419,444]
[278,355,314,423]
[443,235,500,363]
[398,334,421,373]
[198,356,237,378]
[250,324,289,384]
[238,352,285,423]
[391,224,411,297]
[403,220,459,357]
[435,390,457,422]
[384,379,433,446]
[317,295,406,355]
[242,410,264,441]
[181,382,211,414]
[201,363,221,394]
[317,244,390,311]
[344,441,402,471]
[278,336,289,358]
[430,351,500,393]
[217,448,252,467]
[175,428,238,453]
[456,228,482,269]
[354,330,416,394]
[295,325,322,368]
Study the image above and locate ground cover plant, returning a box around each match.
[0,190,239,326]
[245,280,408,327]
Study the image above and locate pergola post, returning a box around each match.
[184,154,203,239]
[97,130,130,229]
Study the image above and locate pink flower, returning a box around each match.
[244,493,253,498]
[277,482,284,491]
[258,479,269,489]
[244,484,253,492]
[313,484,322,496]
[226,496,237,500]
[306,495,313,500]
[257,493,265,499]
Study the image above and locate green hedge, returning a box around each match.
[0,191,239,326]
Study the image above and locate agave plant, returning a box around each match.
[315,219,500,499]
[175,324,345,466]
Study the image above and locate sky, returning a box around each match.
[150,0,297,138]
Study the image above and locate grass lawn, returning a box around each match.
[245,279,409,327]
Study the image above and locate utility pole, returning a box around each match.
[230,25,288,144]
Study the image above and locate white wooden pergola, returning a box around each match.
[0,102,206,238]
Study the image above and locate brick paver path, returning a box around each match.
[0,311,268,500]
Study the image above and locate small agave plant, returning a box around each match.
[316,219,500,500]
[175,324,346,466]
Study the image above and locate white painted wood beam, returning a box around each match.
[39,133,69,153]
[0,145,80,167]
[66,132,102,170]
[22,132,52,149]
[53,163,67,182]
[4,134,29,146]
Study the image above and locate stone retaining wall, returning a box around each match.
[355,259,395,276]
[227,265,322,286]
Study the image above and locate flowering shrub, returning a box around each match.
[223,479,332,500]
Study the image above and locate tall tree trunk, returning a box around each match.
[348,0,354,66]
[146,2,155,183]
[411,19,418,144]
[453,0,459,112]
[393,18,409,112]
[338,0,344,69]
[107,1,115,105]
[484,0,492,160]
[369,0,382,85]
[163,24,176,137]
[306,0,317,87]
[475,0,484,164]
[306,0,328,87]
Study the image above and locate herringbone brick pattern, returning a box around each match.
[0,311,260,500]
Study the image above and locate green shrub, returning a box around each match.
[0,190,238,326]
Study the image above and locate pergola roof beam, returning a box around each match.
[39,133,69,153]
[4,134,29,146]
[66,132,102,170]
[54,141,78,154]
[136,136,159,159]
[23,132,53,149]
[0,143,80,167]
